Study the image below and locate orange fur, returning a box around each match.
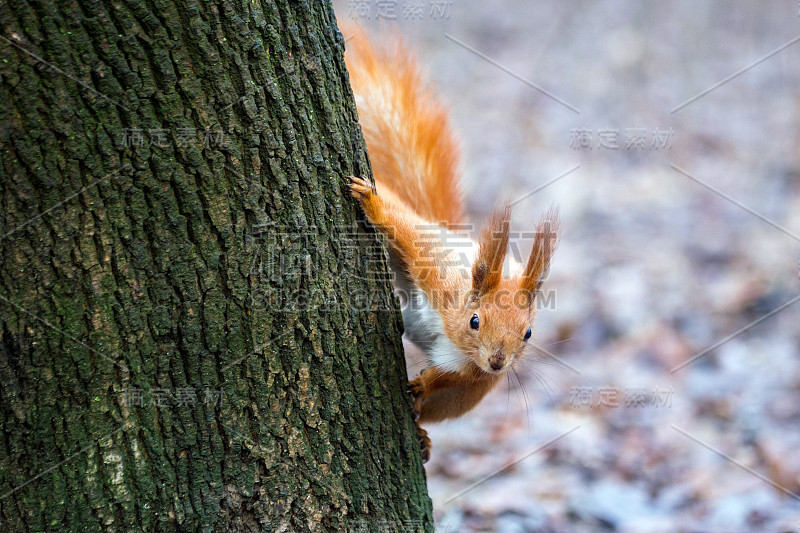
[343,24,560,460]
[473,203,511,295]
[521,207,560,294]
[343,24,463,226]
[410,366,501,423]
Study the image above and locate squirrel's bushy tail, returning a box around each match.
[343,24,464,225]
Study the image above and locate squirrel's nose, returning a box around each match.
[488,351,504,371]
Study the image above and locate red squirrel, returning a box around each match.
[343,25,559,461]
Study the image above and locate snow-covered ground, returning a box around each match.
[336,1,800,531]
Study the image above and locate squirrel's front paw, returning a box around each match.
[407,378,424,419]
[417,423,432,463]
[408,376,432,461]
[407,377,424,398]
[345,175,375,202]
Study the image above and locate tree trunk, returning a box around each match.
[0,0,432,530]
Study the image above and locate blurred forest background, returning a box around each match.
[334,1,800,531]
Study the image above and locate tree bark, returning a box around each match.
[0,0,432,531]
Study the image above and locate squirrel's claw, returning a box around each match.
[407,377,424,398]
[407,377,430,462]
[417,425,431,463]
[346,175,374,201]
[407,378,424,420]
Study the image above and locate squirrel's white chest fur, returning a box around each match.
[402,290,467,373]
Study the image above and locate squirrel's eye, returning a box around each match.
[469,314,479,330]
[524,327,532,341]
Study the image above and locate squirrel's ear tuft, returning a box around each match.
[472,203,511,295]
[520,208,560,297]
